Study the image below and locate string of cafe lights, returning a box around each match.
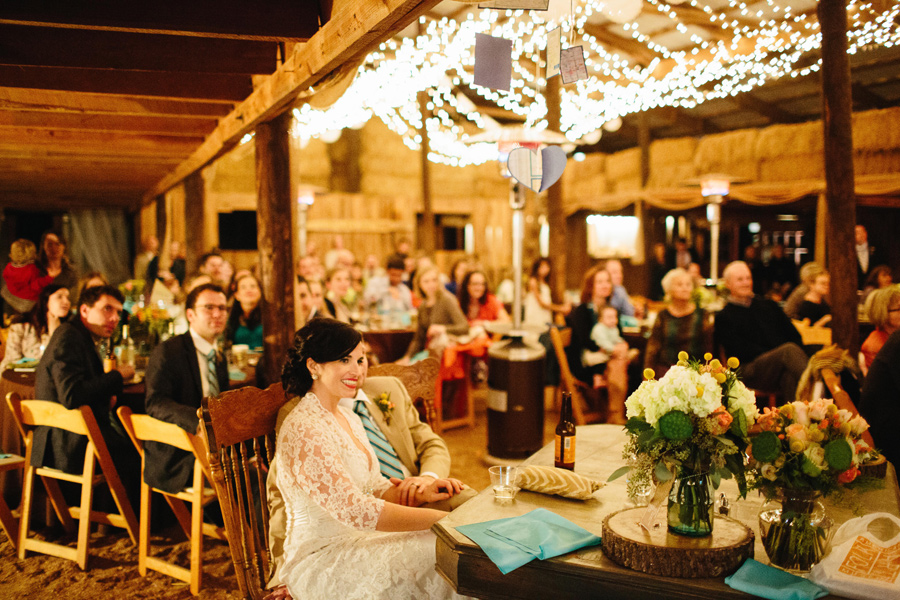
[289,0,900,167]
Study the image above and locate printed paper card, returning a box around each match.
[560,46,588,84]
[547,27,561,79]
[474,33,513,92]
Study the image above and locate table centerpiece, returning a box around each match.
[748,398,877,572]
[611,352,758,537]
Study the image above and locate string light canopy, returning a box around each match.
[290,0,900,167]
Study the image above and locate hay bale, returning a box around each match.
[758,153,823,181]
[606,148,641,181]
[853,107,900,152]
[855,150,900,176]
[694,130,759,177]
[756,122,822,159]
[614,176,643,193]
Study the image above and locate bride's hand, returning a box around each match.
[390,476,435,507]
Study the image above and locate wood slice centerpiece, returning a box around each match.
[602,507,754,578]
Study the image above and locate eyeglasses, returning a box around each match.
[889,307,900,313]
[197,304,228,314]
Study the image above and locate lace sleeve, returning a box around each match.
[277,401,385,530]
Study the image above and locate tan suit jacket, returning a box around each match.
[265,375,469,588]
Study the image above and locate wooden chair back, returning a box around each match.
[5,393,138,570]
[821,368,876,448]
[549,327,602,425]
[368,357,440,430]
[792,319,833,346]
[200,383,288,600]
[117,406,225,595]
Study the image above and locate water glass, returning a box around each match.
[489,466,520,502]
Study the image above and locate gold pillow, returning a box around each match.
[518,465,604,500]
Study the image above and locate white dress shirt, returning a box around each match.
[189,327,218,398]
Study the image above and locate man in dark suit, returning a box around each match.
[856,225,880,290]
[33,285,139,500]
[144,283,229,493]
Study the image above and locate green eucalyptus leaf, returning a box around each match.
[655,461,673,482]
[608,466,632,482]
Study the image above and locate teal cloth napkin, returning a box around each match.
[456,508,601,574]
[228,369,248,381]
[725,559,829,600]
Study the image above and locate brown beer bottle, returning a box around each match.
[555,392,576,470]
[102,339,117,373]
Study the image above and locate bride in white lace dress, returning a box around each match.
[276,318,469,599]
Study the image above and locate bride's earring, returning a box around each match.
[311,372,319,380]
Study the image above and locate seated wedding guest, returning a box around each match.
[567,266,628,422]
[859,328,900,467]
[168,241,187,286]
[590,306,640,380]
[2,238,54,314]
[524,258,570,328]
[715,261,807,404]
[783,262,820,320]
[764,243,798,300]
[604,259,638,318]
[405,266,469,359]
[266,324,475,591]
[33,285,138,504]
[198,251,228,287]
[649,243,668,301]
[445,258,469,296]
[862,265,893,303]
[296,276,326,327]
[37,230,79,297]
[0,284,70,371]
[75,271,109,305]
[225,273,263,350]
[143,283,229,493]
[795,265,831,327]
[270,319,466,598]
[644,268,714,378]
[458,270,509,327]
[135,235,158,282]
[861,286,900,373]
[361,253,384,285]
[363,256,413,318]
[323,267,358,323]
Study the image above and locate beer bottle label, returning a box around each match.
[555,434,575,465]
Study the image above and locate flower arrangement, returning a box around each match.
[118,279,146,304]
[611,352,758,535]
[373,391,395,425]
[122,305,174,353]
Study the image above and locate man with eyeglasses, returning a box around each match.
[144,283,229,493]
[33,284,140,504]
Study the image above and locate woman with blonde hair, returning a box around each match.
[404,266,468,359]
[861,286,900,373]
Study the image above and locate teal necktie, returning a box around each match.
[353,399,405,480]
[206,349,220,397]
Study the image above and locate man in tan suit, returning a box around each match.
[266,372,476,588]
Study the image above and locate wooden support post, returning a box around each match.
[155,194,167,250]
[815,193,827,265]
[183,173,205,277]
[418,88,436,254]
[819,0,858,351]
[546,75,568,295]
[255,112,295,387]
[638,112,651,188]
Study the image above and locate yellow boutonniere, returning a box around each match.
[374,392,395,425]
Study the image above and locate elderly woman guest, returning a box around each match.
[566,265,628,423]
[1,284,70,371]
[643,269,714,378]
[795,264,831,327]
[861,286,900,374]
[226,273,264,350]
[458,270,509,327]
[37,230,78,296]
[405,266,469,359]
[275,319,465,598]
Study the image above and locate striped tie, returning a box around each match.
[206,349,220,397]
[354,399,405,480]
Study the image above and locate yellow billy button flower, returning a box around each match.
[727,357,740,369]
[704,352,713,361]
[714,372,727,384]
[643,368,655,380]
[710,359,722,370]
[678,351,689,362]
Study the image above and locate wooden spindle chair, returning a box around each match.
[116,406,226,595]
[549,327,603,424]
[6,392,138,569]
[199,383,288,600]
[367,357,440,430]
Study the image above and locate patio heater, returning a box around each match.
[467,127,567,460]
[296,185,324,258]
[700,175,731,282]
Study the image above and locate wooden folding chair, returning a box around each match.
[199,383,288,600]
[821,368,875,448]
[116,406,226,595]
[5,392,138,570]
[549,327,603,425]
[792,319,833,346]
[0,453,25,549]
[368,357,440,431]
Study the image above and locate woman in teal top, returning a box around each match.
[226,272,264,350]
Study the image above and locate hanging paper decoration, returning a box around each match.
[507,146,567,192]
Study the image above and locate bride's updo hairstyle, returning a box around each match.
[281,318,363,397]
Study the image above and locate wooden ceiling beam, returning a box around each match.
[0,128,202,155]
[0,88,234,118]
[650,106,719,134]
[0,111,218,137]
[0,66,253,101]
[145,0,443,202]
[582,23,660,66]
[0,192,140,210]
[0,151,181,166]
[0,0,327,41]
[0,25,278,74]
[852,82,892,110]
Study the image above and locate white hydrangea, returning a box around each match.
[625,379,657,420]
[726,380,759,425]
[630,366,723,426]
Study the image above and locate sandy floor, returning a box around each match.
[0,386,556,598]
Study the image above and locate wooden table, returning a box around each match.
[434,424,900,600]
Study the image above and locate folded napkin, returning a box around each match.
[725,559,829,600]
[456,508,601,574]
[517,465,604,500]
[228,369,248,381]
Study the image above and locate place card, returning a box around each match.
[474,33,513,92]
[547,27,561,79]
[560,46,588,84]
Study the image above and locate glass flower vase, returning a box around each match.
[759,489,834,573]
[667,468,715,537]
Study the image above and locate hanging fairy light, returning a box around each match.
[289,0,900,166]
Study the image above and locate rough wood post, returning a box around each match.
[819,0,858,351]
[255,111,295,387]
[546,75,568,296]
[418,88,436,254]
[183,172,205,276]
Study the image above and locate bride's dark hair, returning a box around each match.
[281,318,363,397]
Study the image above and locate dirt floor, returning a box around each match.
[0,387,557,599]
